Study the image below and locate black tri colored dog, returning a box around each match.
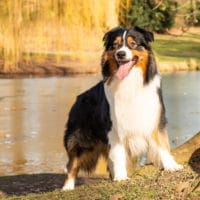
[62,26,182,190]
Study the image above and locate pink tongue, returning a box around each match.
[115,61,133,80]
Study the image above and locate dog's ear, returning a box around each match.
[103,27,125,49]
[145,51,158,84]
[103,27,122,43]
[134,26,154,42]
[130,27,157,83]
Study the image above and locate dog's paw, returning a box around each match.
[160,150,183,171]
[163,161,183,171]
[113,175,129,181]
[62,179,75,191]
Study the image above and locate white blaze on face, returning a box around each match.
[115,30,135,80]
[122,30,127,46]
[115,31,133,62]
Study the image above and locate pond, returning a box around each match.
[0,72,199,176]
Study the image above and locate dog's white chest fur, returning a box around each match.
[104,68,161,155]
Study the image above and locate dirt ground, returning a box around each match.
[0,144,199,199]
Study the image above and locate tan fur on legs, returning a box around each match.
[148,128,182,171]
[62,156,80,190]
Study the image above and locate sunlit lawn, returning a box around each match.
[153,31,200,67]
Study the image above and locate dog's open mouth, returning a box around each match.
[115,56,138,80]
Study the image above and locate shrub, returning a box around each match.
[119,0,178,33]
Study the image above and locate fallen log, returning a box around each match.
[172,131,200,164]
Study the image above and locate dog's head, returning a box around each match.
[101,26,157,84]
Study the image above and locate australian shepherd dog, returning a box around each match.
[62,26,182,190]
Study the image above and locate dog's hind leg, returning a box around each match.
[148,128,183,171]
[62,155,80,190]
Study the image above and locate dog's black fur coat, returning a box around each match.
[64,81,111,156]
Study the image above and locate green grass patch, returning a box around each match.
[1,165,199,200]
[153,31,200,71]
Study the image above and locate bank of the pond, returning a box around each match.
[0,56,199,78]
[0,132,199,200]
[0,29,200,77]
[0,58,100,78]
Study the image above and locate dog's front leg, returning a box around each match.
[148,128,183,171]
[108,132,128,181]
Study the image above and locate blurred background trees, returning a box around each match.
[119,0,178,32]
[119,0,200,32]
[0,0,119,72]
[0,0,200,72]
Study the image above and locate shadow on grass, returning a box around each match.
[0,173,107,196]
[0,173,65,196]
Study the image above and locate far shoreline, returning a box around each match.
[0,59,199,79]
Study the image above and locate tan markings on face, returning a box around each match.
[113,36,122,49]
[132,47,149,77]
[127,36,137,49]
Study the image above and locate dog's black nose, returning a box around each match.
[116,50,126,59]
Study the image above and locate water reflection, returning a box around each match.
[163,72,200,145]
[0,76,101,176]
[0,72,199,176]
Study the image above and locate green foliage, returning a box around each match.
[183,1,199,26]
[197,1,200,25]
[119,0,178,33]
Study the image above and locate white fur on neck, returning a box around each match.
[104,67,161,156]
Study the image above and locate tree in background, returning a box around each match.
[196,0,200,25]
[184,0,200,26]
[0,0,199,73]
[119,0,178,33]
[0,0,119,72]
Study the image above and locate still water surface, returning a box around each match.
[0,72,199,176]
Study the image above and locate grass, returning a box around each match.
[0,165,199,200]
[153,29,200,71]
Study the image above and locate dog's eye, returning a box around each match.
[113,42,120,49]
[129,41,137,49]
